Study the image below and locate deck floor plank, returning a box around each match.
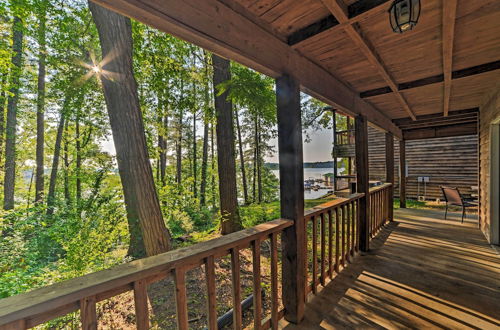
[281,208,500,329]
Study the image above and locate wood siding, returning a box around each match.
[367,126,478,201]
[479,88,500,242]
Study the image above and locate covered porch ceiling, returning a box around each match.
[93,0,500,139]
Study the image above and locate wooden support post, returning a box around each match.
[399,139,407,208]
[332,109,338,191]
[276,74,305,324]
[385,133,395,221]
[355,115,370,252]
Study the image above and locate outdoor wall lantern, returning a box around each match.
[388,0,421,33]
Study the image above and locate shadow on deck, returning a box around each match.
[282,208,500,329]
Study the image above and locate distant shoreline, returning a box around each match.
[265,161,333,170]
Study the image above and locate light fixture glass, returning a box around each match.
[389,0,421,33]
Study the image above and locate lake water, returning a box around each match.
[271,168,334,200]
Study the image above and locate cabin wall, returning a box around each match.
[479,88,500,243]
[368,126,478,201]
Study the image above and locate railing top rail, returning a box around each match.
[335,129,355,134]
[369,182,393,194]
[0,218,292,327]
[304,193,364,218]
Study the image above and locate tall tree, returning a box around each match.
[212,54,241,234]
[3,15,23,210]
[0,74,6,167]
[35,0,47,204]
[46,106,66,216]
[235,108,248,204]
[88,2,171,257]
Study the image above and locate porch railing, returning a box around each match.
[304,193,363,296]
[335,129,355,145]
[0,189,392,330]
[369,183,392,237]
[0,220,291,330]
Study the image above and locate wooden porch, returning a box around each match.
[282,208,500,329]
[0,0,499,329]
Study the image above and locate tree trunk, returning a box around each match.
[89,2,171,258]
[257,117,262,203]
[63,120,71,206]
[252,120,257,202]
[192,109,197,198]
[0,74,6,167]
[158,111,167,186]
[35,5,47,204]
[75,111,82,205]
[235,108,248,204]
[200,120,209,206]
[176,111,182,186]
[210,122,216,208]
[211,54,241,234]
[46,110,66,216]
[3,16,23,210]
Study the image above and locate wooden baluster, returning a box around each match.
[270,233,279,329]
[133,280,149,330]
[80,296,97,330]
[320,213,326,286]
[328,210,333,278]
[379,190,382,228]
[173,268,189,330]
[382,190,385,226]
[312,216,318,294]
[252,239,262,329]
[372,194,376,236]
[230,248,242,329]
[346,203,351,263]
[205,256,217,330]
[351,202,355,257]
[335,208,340,273]
[373,192,376,233]
[356,199,361,251]
[380,191,382,229]
[341,205,346,267]
[377,191,380,230]
[385,188,388,223]
[368,196,372,237]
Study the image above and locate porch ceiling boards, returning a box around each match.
[91,0,500,135]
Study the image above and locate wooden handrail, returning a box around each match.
[0,189,392,329]
[0,219,292,329]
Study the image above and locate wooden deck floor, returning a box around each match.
[281,208,500,329]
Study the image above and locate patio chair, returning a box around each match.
[440,186,478,223]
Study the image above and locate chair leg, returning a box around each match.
[444,204,448,220]
[462,206,465,223]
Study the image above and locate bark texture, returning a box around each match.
[3,17,23,210]
[211,54,242,234]
[46,110,65,216]
[89,2,171,257]
[235,109,248,204]
[35,6,46,204]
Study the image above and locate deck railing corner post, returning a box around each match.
[355,115,370,252]
[276,74,305,324]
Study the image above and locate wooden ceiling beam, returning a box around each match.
[399,117,478,130]
[90,0,403,138]
[360,60,500,98]
[442,0,458,117]
[393,108,478,126]
[403,122,477,140]
[321,0,417,120]
[288,0,390,46]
